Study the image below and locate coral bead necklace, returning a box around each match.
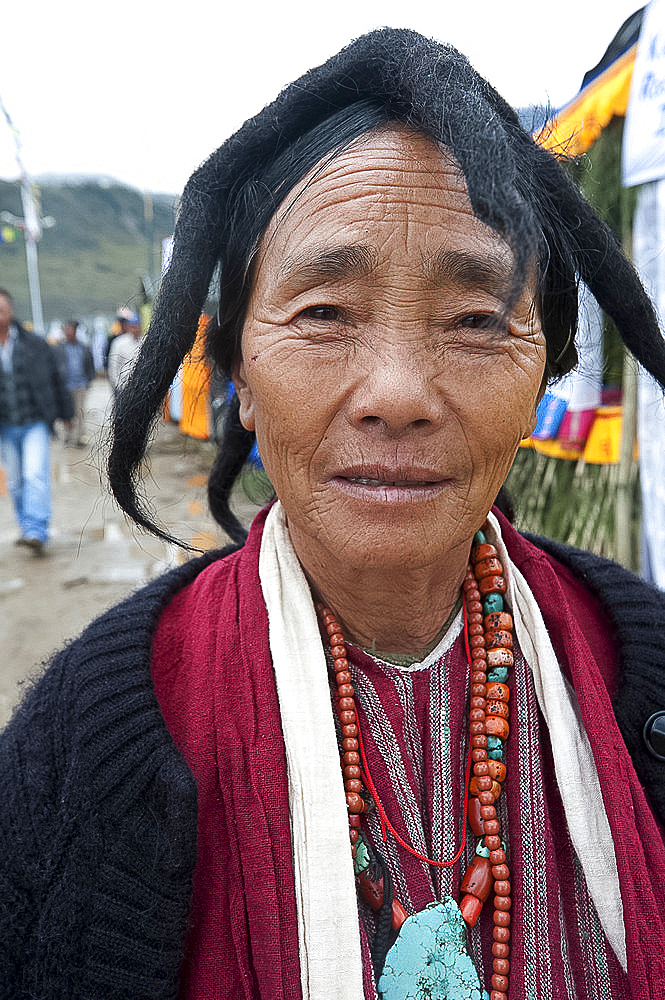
[316,525,513,1000]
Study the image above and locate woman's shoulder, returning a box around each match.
[0,542,245,854]
[505,522,665,693]
[495,508,665,617]
[1,543,242,737]
[504,522,665,821]
[520,530,665,621]
[66,543,242,665]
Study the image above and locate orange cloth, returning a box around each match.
[180,316,211,440]
[536,44,636,157]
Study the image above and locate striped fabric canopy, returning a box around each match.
[536,7,644,155]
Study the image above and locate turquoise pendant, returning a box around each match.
[378,898,489,1000]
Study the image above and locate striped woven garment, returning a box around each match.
[342,622,630,998]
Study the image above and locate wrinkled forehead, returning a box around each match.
[256,128,516,291]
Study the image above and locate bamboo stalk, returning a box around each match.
[616,350,638,569]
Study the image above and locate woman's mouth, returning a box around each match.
[330,468,449,502]
[345,475,436,487]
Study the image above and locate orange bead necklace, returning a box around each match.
[317,524,513,999]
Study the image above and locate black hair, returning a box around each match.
[108,28,665,546]
[207,99,394,376]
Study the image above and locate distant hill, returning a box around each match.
[0,176,176,324]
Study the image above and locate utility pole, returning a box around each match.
[615,187,638,570]
[0,95,50,336]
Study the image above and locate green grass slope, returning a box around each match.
[0,177,176,322]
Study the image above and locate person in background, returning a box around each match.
[104,308,129,369]
[53,319,95,447]
[0,288,73,555]
[107,310,142,392]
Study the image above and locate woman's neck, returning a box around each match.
[294,538,472,657]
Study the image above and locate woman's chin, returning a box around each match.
[295,512,475,578]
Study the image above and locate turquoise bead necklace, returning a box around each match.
[318,523,514,1000]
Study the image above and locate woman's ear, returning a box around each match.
[231,358,256,432]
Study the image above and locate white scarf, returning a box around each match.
[258,503,627,1000]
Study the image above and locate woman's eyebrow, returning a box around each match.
[276,241,515,297]
[421,247,514,296]
[278,243,379,284]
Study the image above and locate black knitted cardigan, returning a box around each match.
[0,538,663,1000]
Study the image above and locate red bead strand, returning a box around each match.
[319,603,408,932]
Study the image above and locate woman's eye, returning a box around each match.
[299,305,341,322]
[457,312,502,330]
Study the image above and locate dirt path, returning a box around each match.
[0,378,259,727]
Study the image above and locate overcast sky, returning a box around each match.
[1,0,643,194]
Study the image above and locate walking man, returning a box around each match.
[54,320,95,446]
[0,289,73,554]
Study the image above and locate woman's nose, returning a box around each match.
[347,348,443,434]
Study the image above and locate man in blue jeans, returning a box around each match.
[0,289,73,555]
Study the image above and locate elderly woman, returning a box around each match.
[2,28,665,1000]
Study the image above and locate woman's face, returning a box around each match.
[234,130,547,576]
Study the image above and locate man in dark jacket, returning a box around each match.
[0,289,73,554]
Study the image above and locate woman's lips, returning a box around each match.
[330,469,449,502]
[344,475,436,487]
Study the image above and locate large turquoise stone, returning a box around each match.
[378,899,490,1000]
[473,530,486,546]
